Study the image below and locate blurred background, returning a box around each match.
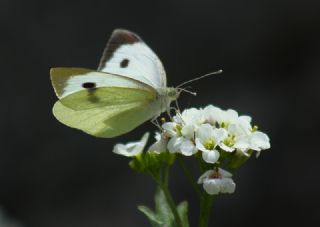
[0,0,319,226]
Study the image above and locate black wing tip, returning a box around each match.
[110,28,142,43]
[97,28,143,71]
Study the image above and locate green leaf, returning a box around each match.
[177,201,189,227]
[154,187,174,225]
[138,205,164,227]
[138,187,189,227]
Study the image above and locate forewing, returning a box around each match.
[50,67,155,99]
[97,29,166,88]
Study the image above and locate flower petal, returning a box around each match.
[202,149,220,164]
[112,133,149,157]
[162,122,178,137]
[203,179,221,195]
[195,138,208,152]
[181,124,195,139]
[148,132,168,153]
[174,108,205,126]
[219,142,235,152]
[250,131,270,151]
[203,105,222,125]
[212,128,228,144]
[197,170,213,184]
[196,124,214,143]
[234,136,250,151]
[220,178,236,193]
[180,139,197,156]
[218,168,233,178]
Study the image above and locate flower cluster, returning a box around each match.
[113,105,270,195]
[154,105,270,159]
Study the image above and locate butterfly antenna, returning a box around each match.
[178,87,197,96]
[177,69,223,88]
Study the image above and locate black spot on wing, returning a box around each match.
[97,29,141,71]
[120,59,129,68]
[82,82,96,89]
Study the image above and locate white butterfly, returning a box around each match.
[51,29,180,138]
[51,29,221,138]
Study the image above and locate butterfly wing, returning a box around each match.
[50,67,155,99]
[53,90,160,138]
[97,29,166,89]
[50,67,161,137]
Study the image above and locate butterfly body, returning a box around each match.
[51,29,180,138]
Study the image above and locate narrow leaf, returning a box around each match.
[177,201,189,227]
[155,187,174,225]
[138,205,163,227]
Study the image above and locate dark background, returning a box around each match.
[0,0,319,226]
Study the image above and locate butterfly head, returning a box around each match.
[166,87,180,101]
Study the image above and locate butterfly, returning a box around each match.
[51,29,222,138]
[51,29,182,138]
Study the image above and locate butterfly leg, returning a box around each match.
[151,117,162,131]
[171,104,185,125]
[166,108,173,121]
[175,99,181,115]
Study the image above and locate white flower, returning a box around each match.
[162,122,180,137]
[217,109,239,127]
[219,118,252,152]
[112,133,149,157]
[173,108,205,126]
[249,131,270,151]
[168,137,197,156]
[202,105,223,125]
[228,116,252,137]
[198,168,236,195]
[234,131,270,157]
[163,108,203,156]
[148,132,168,153]
[195,124,228,164]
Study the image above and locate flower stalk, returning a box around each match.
[199,194,214,227]
[160,183,183,227]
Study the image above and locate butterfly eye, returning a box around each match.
[120,58,129,68]
[82,82,96,89]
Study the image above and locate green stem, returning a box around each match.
[161,166,183,227]
[198,194,214,227]
[178,156,202,198]
[195,153,215,227]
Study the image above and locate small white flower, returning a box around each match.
[234,131,270,157]
[202,105,223,125]
[173,108,205,126]
[195,124,228,163]
[148,132,168,153]
[112,133,149,157]
[228,117,252,137]
[218,109,239,127]
[198,168,236,195]
[250,131,270,151]
[168,137,197,156]
[162,122,180,137]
